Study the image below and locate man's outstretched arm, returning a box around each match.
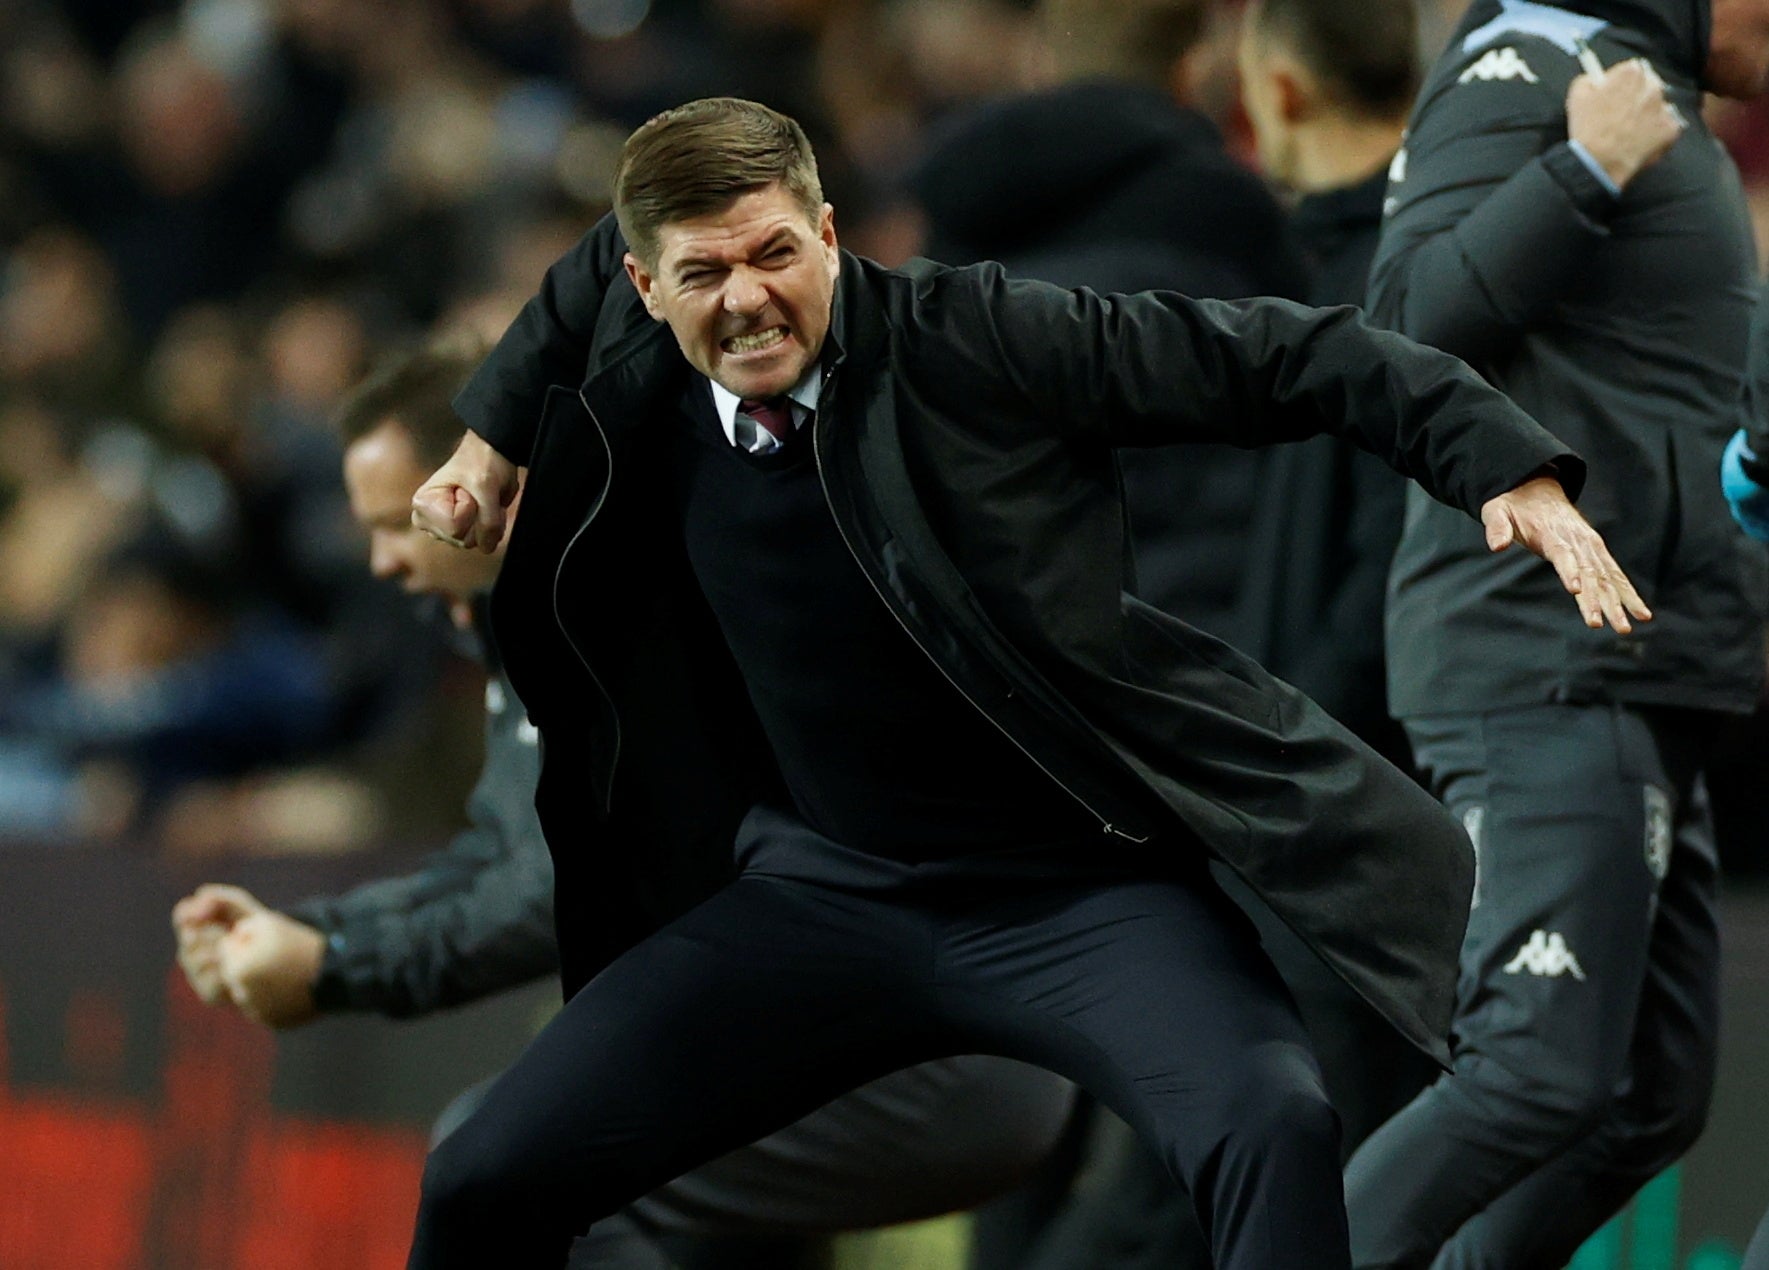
[913,265,1649,634]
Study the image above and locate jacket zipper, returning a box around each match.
[550,389,623,815]
[811,374,1146,843]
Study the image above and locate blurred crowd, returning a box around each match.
[2,0,1768,862]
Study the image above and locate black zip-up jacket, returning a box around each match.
[288,626,556,1016]
[1374,0,1767,717]
[457,213,1581,1064]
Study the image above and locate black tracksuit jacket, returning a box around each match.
[289,628,556,1016]
[1374,0,1767,718]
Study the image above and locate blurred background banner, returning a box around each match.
[3,841,1769,1269]
[0,844,553,1270]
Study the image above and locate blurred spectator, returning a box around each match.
[0,398,141,654]
[1235,0,1417,762]
[0,523,333,841]
[89,25,306,335]
[910,0,1308,645]
[0,228,133,417]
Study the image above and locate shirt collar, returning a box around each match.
[707,364,822,447]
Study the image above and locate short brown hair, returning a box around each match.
[1039,0,1207,87]
[335,332,486,469]
[614,97,823,268]
[1248,0,1420,118]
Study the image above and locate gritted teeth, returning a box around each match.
[723,326,787,353]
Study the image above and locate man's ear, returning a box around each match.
[1274,59,1315,124]
[818,203,839,277]
[624,252,666,321]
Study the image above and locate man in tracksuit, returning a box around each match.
[170,338,1079,1270]
[405,98,1645,1270]
[1346,2,1769,1266]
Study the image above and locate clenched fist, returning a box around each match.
[171,883,325,1029]
[1566,55,1684,191]
[411,429,521,553]
[217,910,325,1029]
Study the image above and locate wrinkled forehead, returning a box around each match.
[655,190,822,266]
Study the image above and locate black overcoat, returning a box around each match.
[458,215,1581,1066]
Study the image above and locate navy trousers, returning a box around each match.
[1345,705,1720,1269]
[409,813,1348,1270]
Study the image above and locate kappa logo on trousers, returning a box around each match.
[1503,930,1587,980]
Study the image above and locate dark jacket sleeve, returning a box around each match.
[1367,40,1619,365]
[286,685,556,1017]
[453,213,631,465]
[909,263,1583,518]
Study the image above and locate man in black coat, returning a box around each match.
[171,336,1082,1270]
[1346,2,1769,1266]
[407,97,1645,1270]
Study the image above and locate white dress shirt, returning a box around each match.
[707,366,823,454]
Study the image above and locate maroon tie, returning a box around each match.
[738,397,795,450]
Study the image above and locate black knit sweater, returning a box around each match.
[670,385,1093,861]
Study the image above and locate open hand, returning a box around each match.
[411,430,520,553]
[1480,476,1652,633]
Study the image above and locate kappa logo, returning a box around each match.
[1504,930,1587,980]
[1458,47,1540,84]
[1384,145,1407,216]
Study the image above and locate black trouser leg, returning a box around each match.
[1345,706,1718,1270]
[622,1055,1075,1235]
[934,872,1349,1270]
[411,850,1345,1270]
[1430,766,1720,1269]
[408,876,934,1270]
[979,864,1437,1270]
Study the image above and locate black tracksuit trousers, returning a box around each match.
[1345,704,1721,1269]
[408,813,1349,1270]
